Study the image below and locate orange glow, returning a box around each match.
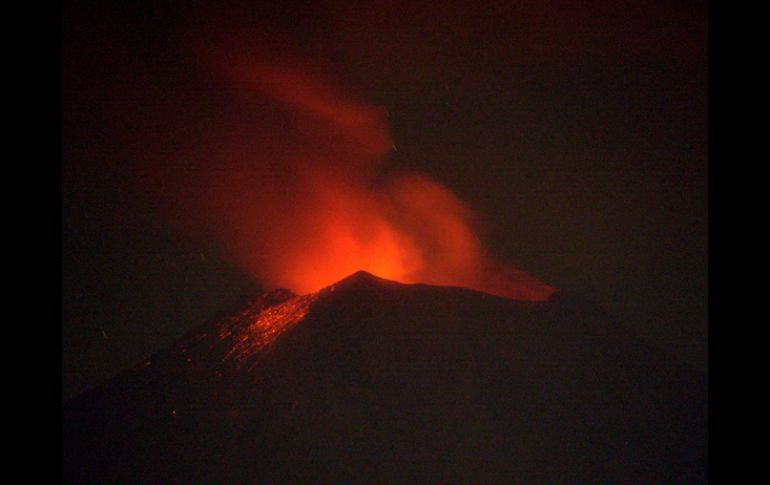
[167,60,554,301]
[220,293,317,365]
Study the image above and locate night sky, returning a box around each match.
[63,0,707,400]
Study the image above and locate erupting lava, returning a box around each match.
[220,290,318,367]
[150,58,554,301]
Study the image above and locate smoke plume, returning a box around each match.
[136,45,553,301]
[176,59,551,300]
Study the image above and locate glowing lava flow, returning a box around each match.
[219,292,318,366]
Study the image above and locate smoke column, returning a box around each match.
[144,54,554,301]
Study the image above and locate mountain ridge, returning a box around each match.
[64,271,706,484]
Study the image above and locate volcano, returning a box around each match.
[63,271,706,484]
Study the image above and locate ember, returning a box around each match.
[220,293,317,366]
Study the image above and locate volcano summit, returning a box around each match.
[63,271,706,484]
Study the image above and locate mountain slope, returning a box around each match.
[63,271,706,484]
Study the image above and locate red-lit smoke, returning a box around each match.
[151,58,553,300]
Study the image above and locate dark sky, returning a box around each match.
[63,0,707,400]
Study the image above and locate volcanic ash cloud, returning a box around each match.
[178,60,554,301]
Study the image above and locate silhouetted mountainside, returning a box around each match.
[63,271,706,484]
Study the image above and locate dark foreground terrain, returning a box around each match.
[63,271,706,484]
